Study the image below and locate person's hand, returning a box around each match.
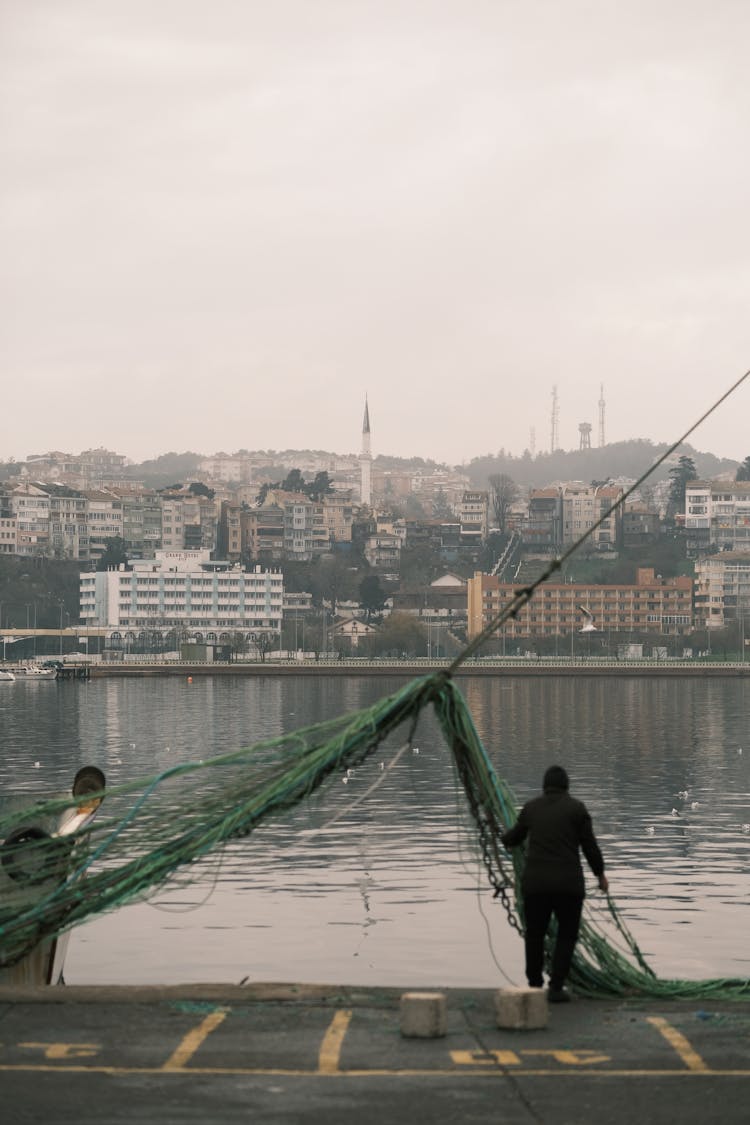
[598,874,609,893]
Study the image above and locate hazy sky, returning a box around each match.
[2,1,750,466]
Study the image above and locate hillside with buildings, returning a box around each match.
[1,411,749,661]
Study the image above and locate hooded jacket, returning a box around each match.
[501,787,605,897]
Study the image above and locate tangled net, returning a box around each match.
[0,671,748,999]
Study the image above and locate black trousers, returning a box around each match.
[523,892,584,989]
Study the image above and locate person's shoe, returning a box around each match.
[547,987,571,1003]
[527,979,544,989]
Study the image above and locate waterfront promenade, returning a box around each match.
[1,982,749,1123]
[79,656,750,678]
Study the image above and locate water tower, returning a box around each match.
[579,422,592,451]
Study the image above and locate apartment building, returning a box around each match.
[467,567,693,640]
[85,490,124,561]
[459,490,489,545]
[685,480,750,555]
[198,453,254,484]
[241,505,285,562]
[560,483,622,548]
[80,551,283,639]
[6,484,50,556]
[694,552,750,630]
[0,514,17,554]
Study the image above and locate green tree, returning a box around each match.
[281,468,306,493]
[369,612,427,657]
[188,481,215,499]
[736,456,750,482]
[307,471,333,501]
[96,537,130,571]
[358,575,386,621]
[667,455,697,518]
[488,473,519,533]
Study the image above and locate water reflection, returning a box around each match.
[1,674,748,985]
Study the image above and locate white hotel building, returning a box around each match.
[80,551,283,643]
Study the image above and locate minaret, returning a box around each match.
[359,396,372,506]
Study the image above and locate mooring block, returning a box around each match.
[494,987,548,1030]
[399,991,448,1038]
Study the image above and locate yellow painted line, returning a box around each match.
[318,1009,352,1074]
[162,1008,228,1071]
[0,1064,748,1078]
[647,1016,710,1072]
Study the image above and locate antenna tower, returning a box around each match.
[598,383,606,447]
[529,426,536,456]
[550,386,559,452]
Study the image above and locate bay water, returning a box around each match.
[1,673,748,987]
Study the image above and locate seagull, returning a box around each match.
[690,801,700,810]
[742,824,750,834]
[32,761,41,769]
[577,606,598,633]
[645,826,655,835]
[676,790,689,800]
[412,747,420,755]
[671,808,681,817]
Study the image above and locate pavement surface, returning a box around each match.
[1,982,749,1124]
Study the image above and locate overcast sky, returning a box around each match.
[2,1,750,466]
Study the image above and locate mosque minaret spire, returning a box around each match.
[359,395,372,506]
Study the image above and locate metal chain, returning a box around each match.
[454,747,524,936]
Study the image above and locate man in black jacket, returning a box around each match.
[501,765,608,1002]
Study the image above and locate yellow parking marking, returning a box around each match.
[647,1016,710,1072]
[451,1049,521,1066]
[19,1042,100,1060]
[522,1049,610,1066]
[162,1008,228,1071]
[318,1009,352,1074]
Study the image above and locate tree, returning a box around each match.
[667,455,697,518]
[281,468,306,493]
[736,456,750,482]
[307,471,333,501]
[188,481,215,499]
[488,473,520,533]
[96,537,130,571]
[359,575,386,621]
[369,612,427,657]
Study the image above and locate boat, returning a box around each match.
[19,664,58,680]
[0,765,106,985]
[0,670,15,682]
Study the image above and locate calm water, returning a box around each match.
[1,673,748,987]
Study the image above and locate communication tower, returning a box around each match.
[550,386,559,453]
[529,426,536,456]
[598,383,606,447]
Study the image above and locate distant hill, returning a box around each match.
[124,451,203,489]
[464,440,740,490]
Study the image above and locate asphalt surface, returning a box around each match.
[1,982,749,1124]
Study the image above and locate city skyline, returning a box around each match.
[3,3,750,464]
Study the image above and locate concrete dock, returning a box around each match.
[1,983,749,1123]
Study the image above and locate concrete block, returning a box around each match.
[399,991,447,1038]
[494,987,548,1030]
